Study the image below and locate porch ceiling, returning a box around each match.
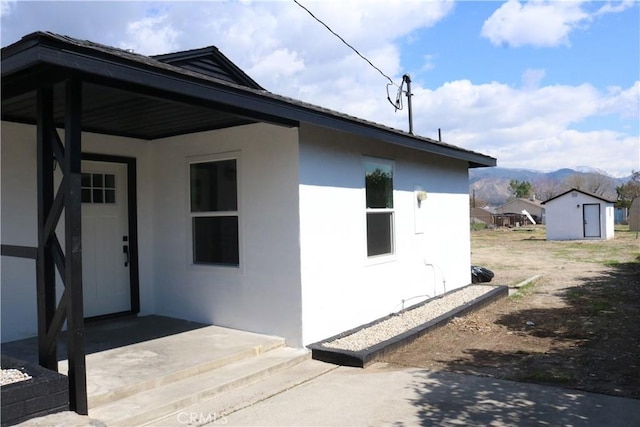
[2,80,258,140]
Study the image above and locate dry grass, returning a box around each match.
[384,225,640,398]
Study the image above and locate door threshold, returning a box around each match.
[85,311,137,323]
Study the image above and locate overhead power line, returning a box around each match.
[292,0,395,87]
[292,0,416,134]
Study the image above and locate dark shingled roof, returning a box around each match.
[153,46,264,90]
[1,31,496,168]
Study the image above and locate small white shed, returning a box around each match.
[542,189,615,240]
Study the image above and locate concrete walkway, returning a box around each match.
[15,362,640,426]
[7,316,639,426]
[220,362,640,427]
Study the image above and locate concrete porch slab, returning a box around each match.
[2,316,286,408]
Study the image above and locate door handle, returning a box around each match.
[123,245,129,267]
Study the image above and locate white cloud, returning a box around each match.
[422,54,436,72]
[0,0,16,18]
[407,79,637,176]
[413,79,601,133]
[0,1,636,177]
[496,130,639,177]
[595,0,635,16]
[247,48,306,83]
[600,82,640,119]
[120,15,180,55]
[481,0,590,47]
[521,68,546,90]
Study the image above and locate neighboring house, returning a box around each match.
[470,207,493,225]
[496,197,545,224]
[1,32,496,349]
[542,189,615,241]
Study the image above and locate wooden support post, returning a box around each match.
[36,86,58,371]
[64,78,88,415]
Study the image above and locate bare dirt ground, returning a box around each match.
[384,226,640,399]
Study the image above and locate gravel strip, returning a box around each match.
[1,368,32,386]
[323,285,497,352]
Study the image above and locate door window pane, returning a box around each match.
[82,172,116,204]
[82,189,92,203]
[105,189,116,203]
[105,174,115,188]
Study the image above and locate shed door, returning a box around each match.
[81,161,131,317]
[583,203,601,238]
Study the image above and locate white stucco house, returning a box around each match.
[1,32,496,349]
[542,189,615,241]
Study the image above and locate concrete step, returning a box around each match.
[62,325,287,409]
[90,347,311,426]
[145,359,338,427]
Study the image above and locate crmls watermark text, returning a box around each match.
[177,411,228,425]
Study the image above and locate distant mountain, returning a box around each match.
[469,167,627,206]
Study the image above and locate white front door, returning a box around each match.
[81,160,131,317]
[583,203,601,238]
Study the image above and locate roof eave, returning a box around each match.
[542,188,617,204]
[1,32,496,168]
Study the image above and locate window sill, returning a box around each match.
[189,263,242,274]
[365,253,397,266]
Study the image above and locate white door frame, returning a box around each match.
[82,153,139,319]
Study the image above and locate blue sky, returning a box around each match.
[1,1,638,177]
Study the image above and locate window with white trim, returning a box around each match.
[189,158,239,266]
[365,159,394,257]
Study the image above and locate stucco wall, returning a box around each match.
[545,191,614,241]
[298,124,472,345]
[151,124,303,346]
[1,121,155,342]
[2,119,477,348]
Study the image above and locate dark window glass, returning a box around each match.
[193,216,239,265]
[81,189,92,203]
[365,163,393,208]
[105,174,115,188]
[81,173,91,187]
[367,212,393,256]
[105,189,116,204]
[93,189,103,203]
[190,160,237,212]
[92,174,103,187]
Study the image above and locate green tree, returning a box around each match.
[509,180,533,199]
[616,170,640,209]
